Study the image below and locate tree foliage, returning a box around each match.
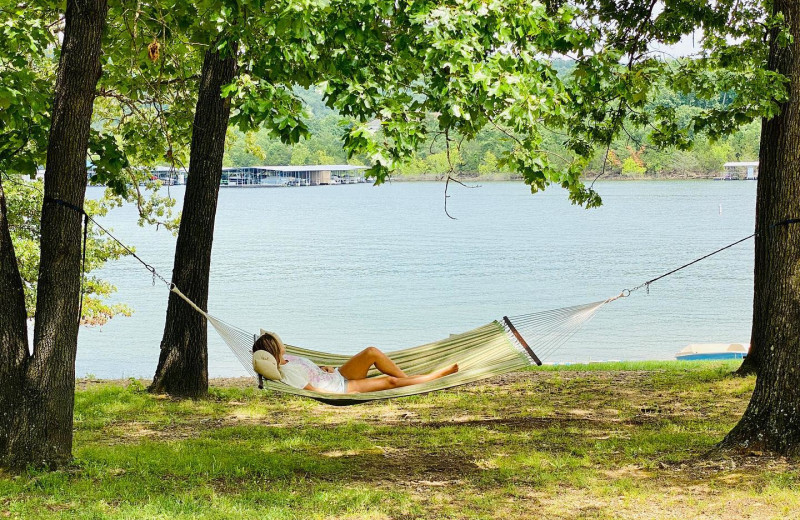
[221,85,762,178]
[207,0,782,202]
[0,0,183,327]
[5,180,135,325]
[1,0,780,328]
[0,3,56,177]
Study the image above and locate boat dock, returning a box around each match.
[142,164,368,187]
[220,165,368,187]
[717,161,758,181]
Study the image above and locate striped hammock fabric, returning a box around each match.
[170,286,611,405]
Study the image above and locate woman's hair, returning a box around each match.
[253,332,283,360]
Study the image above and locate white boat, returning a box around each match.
[676,343,749,361]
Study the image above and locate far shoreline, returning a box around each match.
[386,172,738,182]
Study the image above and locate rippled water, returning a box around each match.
[77,180,756,378]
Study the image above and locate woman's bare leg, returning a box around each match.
[346,364,459,393]
[338,346,407,379]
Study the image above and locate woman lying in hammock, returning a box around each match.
[253,332,458,394]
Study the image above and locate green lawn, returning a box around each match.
[2,361,798,519]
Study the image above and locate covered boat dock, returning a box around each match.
[220,165,368,187]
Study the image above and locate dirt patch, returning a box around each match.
[209,377,257,389]
[75,378,150,392]
[342,449,482,483]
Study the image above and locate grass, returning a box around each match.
[2,360,799,519]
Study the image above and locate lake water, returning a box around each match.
[77,180,757,378]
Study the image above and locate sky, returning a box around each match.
[651,32,705,59]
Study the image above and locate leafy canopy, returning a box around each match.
[201,0,785,206]
[90,0,787,209]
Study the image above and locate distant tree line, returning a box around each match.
[225,72,761,179]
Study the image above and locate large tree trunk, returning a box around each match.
[0,0,107,469]
[149,44,238,398]
[722,0,800,454]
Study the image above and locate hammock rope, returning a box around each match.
[39,178,792,404]
[507,299,611,362]
[13,178,800,403]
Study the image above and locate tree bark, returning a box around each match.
[149,44,238,398]
[0,0,107,469]
[722,0,800,454]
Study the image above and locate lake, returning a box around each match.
[77,180,757,378]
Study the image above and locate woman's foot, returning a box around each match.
[434,364,459,378]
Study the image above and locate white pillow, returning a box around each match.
[252,350,282,381]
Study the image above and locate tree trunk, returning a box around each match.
[721,0,800,454]
[0,0,107,469]
[0,177,30,465]
[149,44,238,398]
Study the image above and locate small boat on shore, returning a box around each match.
[676,343,749,361]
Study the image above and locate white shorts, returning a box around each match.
[316,368,348,394]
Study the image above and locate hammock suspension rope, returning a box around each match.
[40,186,799,404]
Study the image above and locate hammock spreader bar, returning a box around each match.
[503,315,542,366]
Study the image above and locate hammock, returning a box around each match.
[171,287,612,405]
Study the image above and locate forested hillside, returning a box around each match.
[224,62,760,179]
